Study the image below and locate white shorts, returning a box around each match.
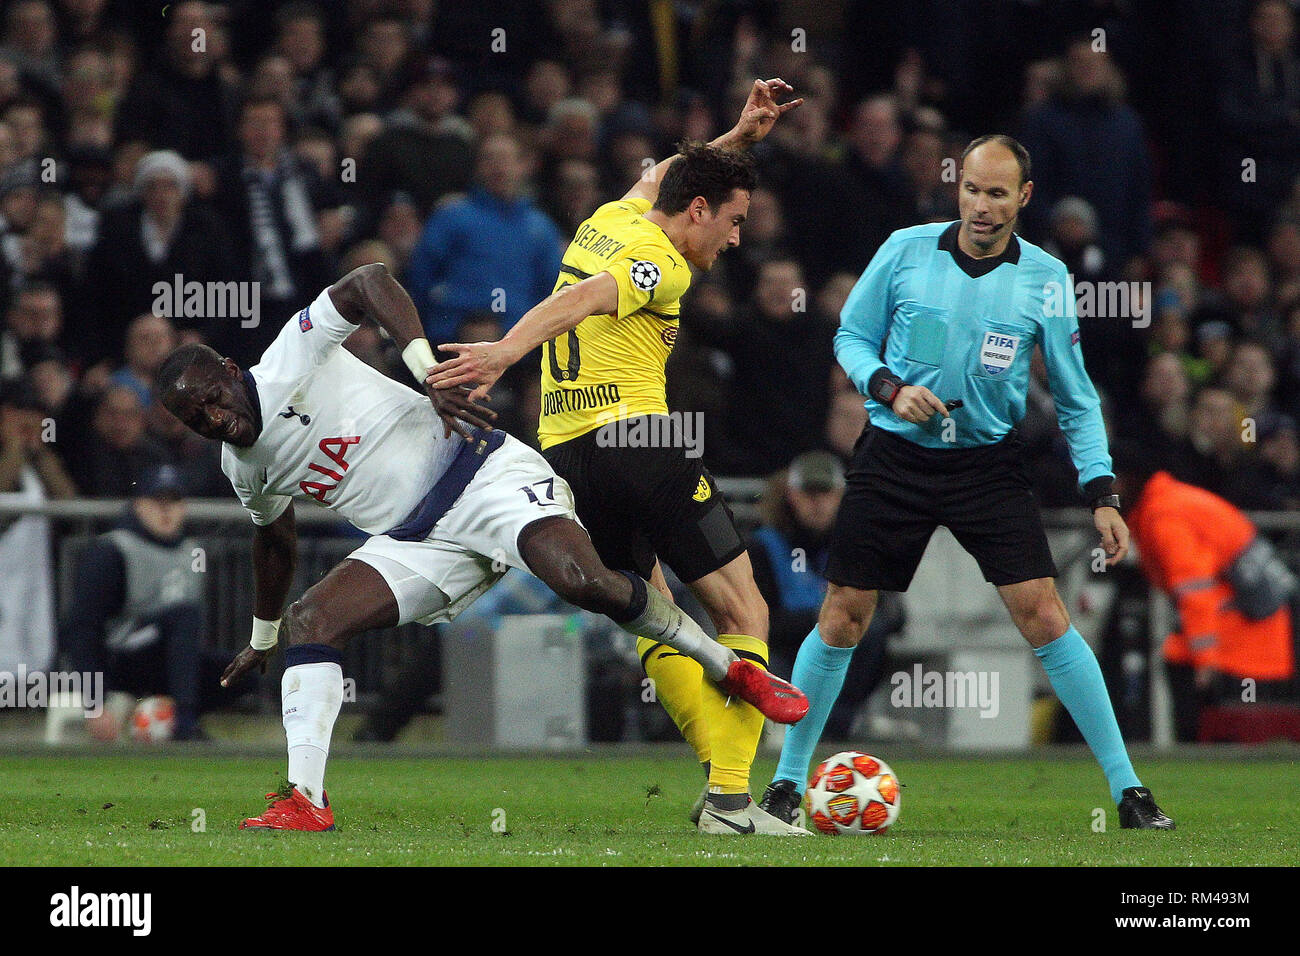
[349,434,579,625]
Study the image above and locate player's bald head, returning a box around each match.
[960,134,1031,188]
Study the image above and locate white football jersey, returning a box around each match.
[220,288,462,533]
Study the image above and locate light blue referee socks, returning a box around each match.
[1034,625,1142,804]
[774,626,856,791]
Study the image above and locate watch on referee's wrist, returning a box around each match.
[868,369,908,408]
[1091,493,1121,512]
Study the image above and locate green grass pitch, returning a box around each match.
[1,749,1295,866]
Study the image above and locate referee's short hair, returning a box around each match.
[961,134,1032,186]
[653,142,758,215]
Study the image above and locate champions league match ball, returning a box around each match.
[805,751,901,835]
[131,696,176,743]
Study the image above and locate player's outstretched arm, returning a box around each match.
[429,272,619,402]
[621,78,802,205]
[221,505,298,687]
[328,262,496,438]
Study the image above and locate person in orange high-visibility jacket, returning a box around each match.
[1125,469,1295,740]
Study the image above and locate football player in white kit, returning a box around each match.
[156,262,807,831]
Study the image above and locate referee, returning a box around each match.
[759,134,1175,829]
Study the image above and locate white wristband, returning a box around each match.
[250,616,281,652]
[402,338,437,384]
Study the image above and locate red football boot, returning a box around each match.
[239,787,336,831]
[716,659,810,724]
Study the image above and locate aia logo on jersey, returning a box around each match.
[660,325,677,349]
[299,436,359,503]
[298,307,312,332]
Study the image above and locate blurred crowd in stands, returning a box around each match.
[0,0,1297,515]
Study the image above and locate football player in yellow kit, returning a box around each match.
[429,79,806,834]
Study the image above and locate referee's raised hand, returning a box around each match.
[890,384,950,424]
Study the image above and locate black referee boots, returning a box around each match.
[758,779,803,825]
[1118,786,1176,829]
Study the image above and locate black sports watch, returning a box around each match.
[868,369,907,408]
[1091,493,1121,512]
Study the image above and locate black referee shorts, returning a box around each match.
[825,425,1058,592]
[541,418,746,583]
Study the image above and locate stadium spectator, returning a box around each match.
[109,313,176,407]
[1216,0,1300,238]
[1223,340,1281,421]
[578,67,653,149]
[0,374,73,499]
[1120,457,1296,742]
[758,97,879,287]
[1,99,50,172]
[61,145,112,255]
[749,451,906,743]
[544,158,602,237]
[746,456,847,655]
[1194,319,1237,382]
[79,149,235,364]
[355,56,473,225]
[1203,246,1284,352]
[337,61,383,116]
[541,97,600,173]
[2,190,75,304]
[1278,299,1300,417]
[1019,38,1152,270]
[0,376,66,678]
[690,257,836,475]
[1265,213,1300,303]
[61,463,225,741]
[211,97,334,362]
[1256,410,1300,508]
[58,0,124,48]
[1173,385,1279,508]
[370,192,422,279]
[825,387,868,463]
[69,384,170,497]
[60,45,114,140]
[843,94,910,236]
[1150,214,1205,283]
[1043,196,1107,283]
[465,90,517,143]
[273,2,340,133]
[405,132,562,343]
[719,185,786,302]
[113,1,238,167]
[519,59,570,126]
[357,13,416,110]
[0,281,61,381]
[0,159,39,252]
[1115,351,1192,467]
[1,1,60,93]
[900,125,959,225]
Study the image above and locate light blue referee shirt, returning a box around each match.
[836,220,1112,492]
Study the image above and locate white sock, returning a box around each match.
[282,661,343,808]
[618,585,736,681]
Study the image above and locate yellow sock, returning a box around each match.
[637,637,710,765]
[701,633,768,795]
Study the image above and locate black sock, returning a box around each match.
[705,791,749,812]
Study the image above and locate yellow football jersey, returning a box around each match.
[538,197,692,449]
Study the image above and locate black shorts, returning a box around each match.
[825,425,1058,592]
[541,418,746,583]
